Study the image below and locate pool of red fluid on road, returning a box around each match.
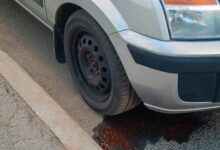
[93,105,207,150]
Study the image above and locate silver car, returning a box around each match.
[14,0,220,115]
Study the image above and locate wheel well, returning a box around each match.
[54,3,81,63]
[56,3,81,33]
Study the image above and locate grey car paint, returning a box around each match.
[16,0,47,23]
[16,0,170,39]
[110,30,220,114]
[14,0,220,113]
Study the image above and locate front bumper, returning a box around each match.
[109,30,220,114]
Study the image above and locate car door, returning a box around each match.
[16,0,48,24]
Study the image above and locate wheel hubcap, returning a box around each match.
[76,34,111,96]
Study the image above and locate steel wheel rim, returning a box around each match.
[73,33,112,101]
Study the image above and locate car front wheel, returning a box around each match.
[64,10,140,116]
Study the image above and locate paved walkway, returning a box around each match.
[0,75,65,150]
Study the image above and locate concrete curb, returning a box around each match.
[0,51,101,150]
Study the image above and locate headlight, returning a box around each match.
[162,0,220,39]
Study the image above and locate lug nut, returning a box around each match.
[86,53,92,59]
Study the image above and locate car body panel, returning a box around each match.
[14,0,220,113]
[16,0,170,40]
[109,30,220,114]
[111,0,169,40]
[46,0,129,35]
[15,0,48,24]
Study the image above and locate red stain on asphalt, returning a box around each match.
[93,105,206,150]
[97,124,130,150]
[164,120,196,143]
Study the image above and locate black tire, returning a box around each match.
[64,10,140,116]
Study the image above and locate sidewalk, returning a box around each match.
[0,51,100,150]
[0,75,65,150]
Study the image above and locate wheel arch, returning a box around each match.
[46,0,128,63]
[53,3,82,63]
[55,3,81,33]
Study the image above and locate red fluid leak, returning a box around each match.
[93,105,207,150]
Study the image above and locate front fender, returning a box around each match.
[45,0,127,35]
[45,0,169,40]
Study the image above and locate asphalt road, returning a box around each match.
[2,0,220,150]
[0,0,102,136]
